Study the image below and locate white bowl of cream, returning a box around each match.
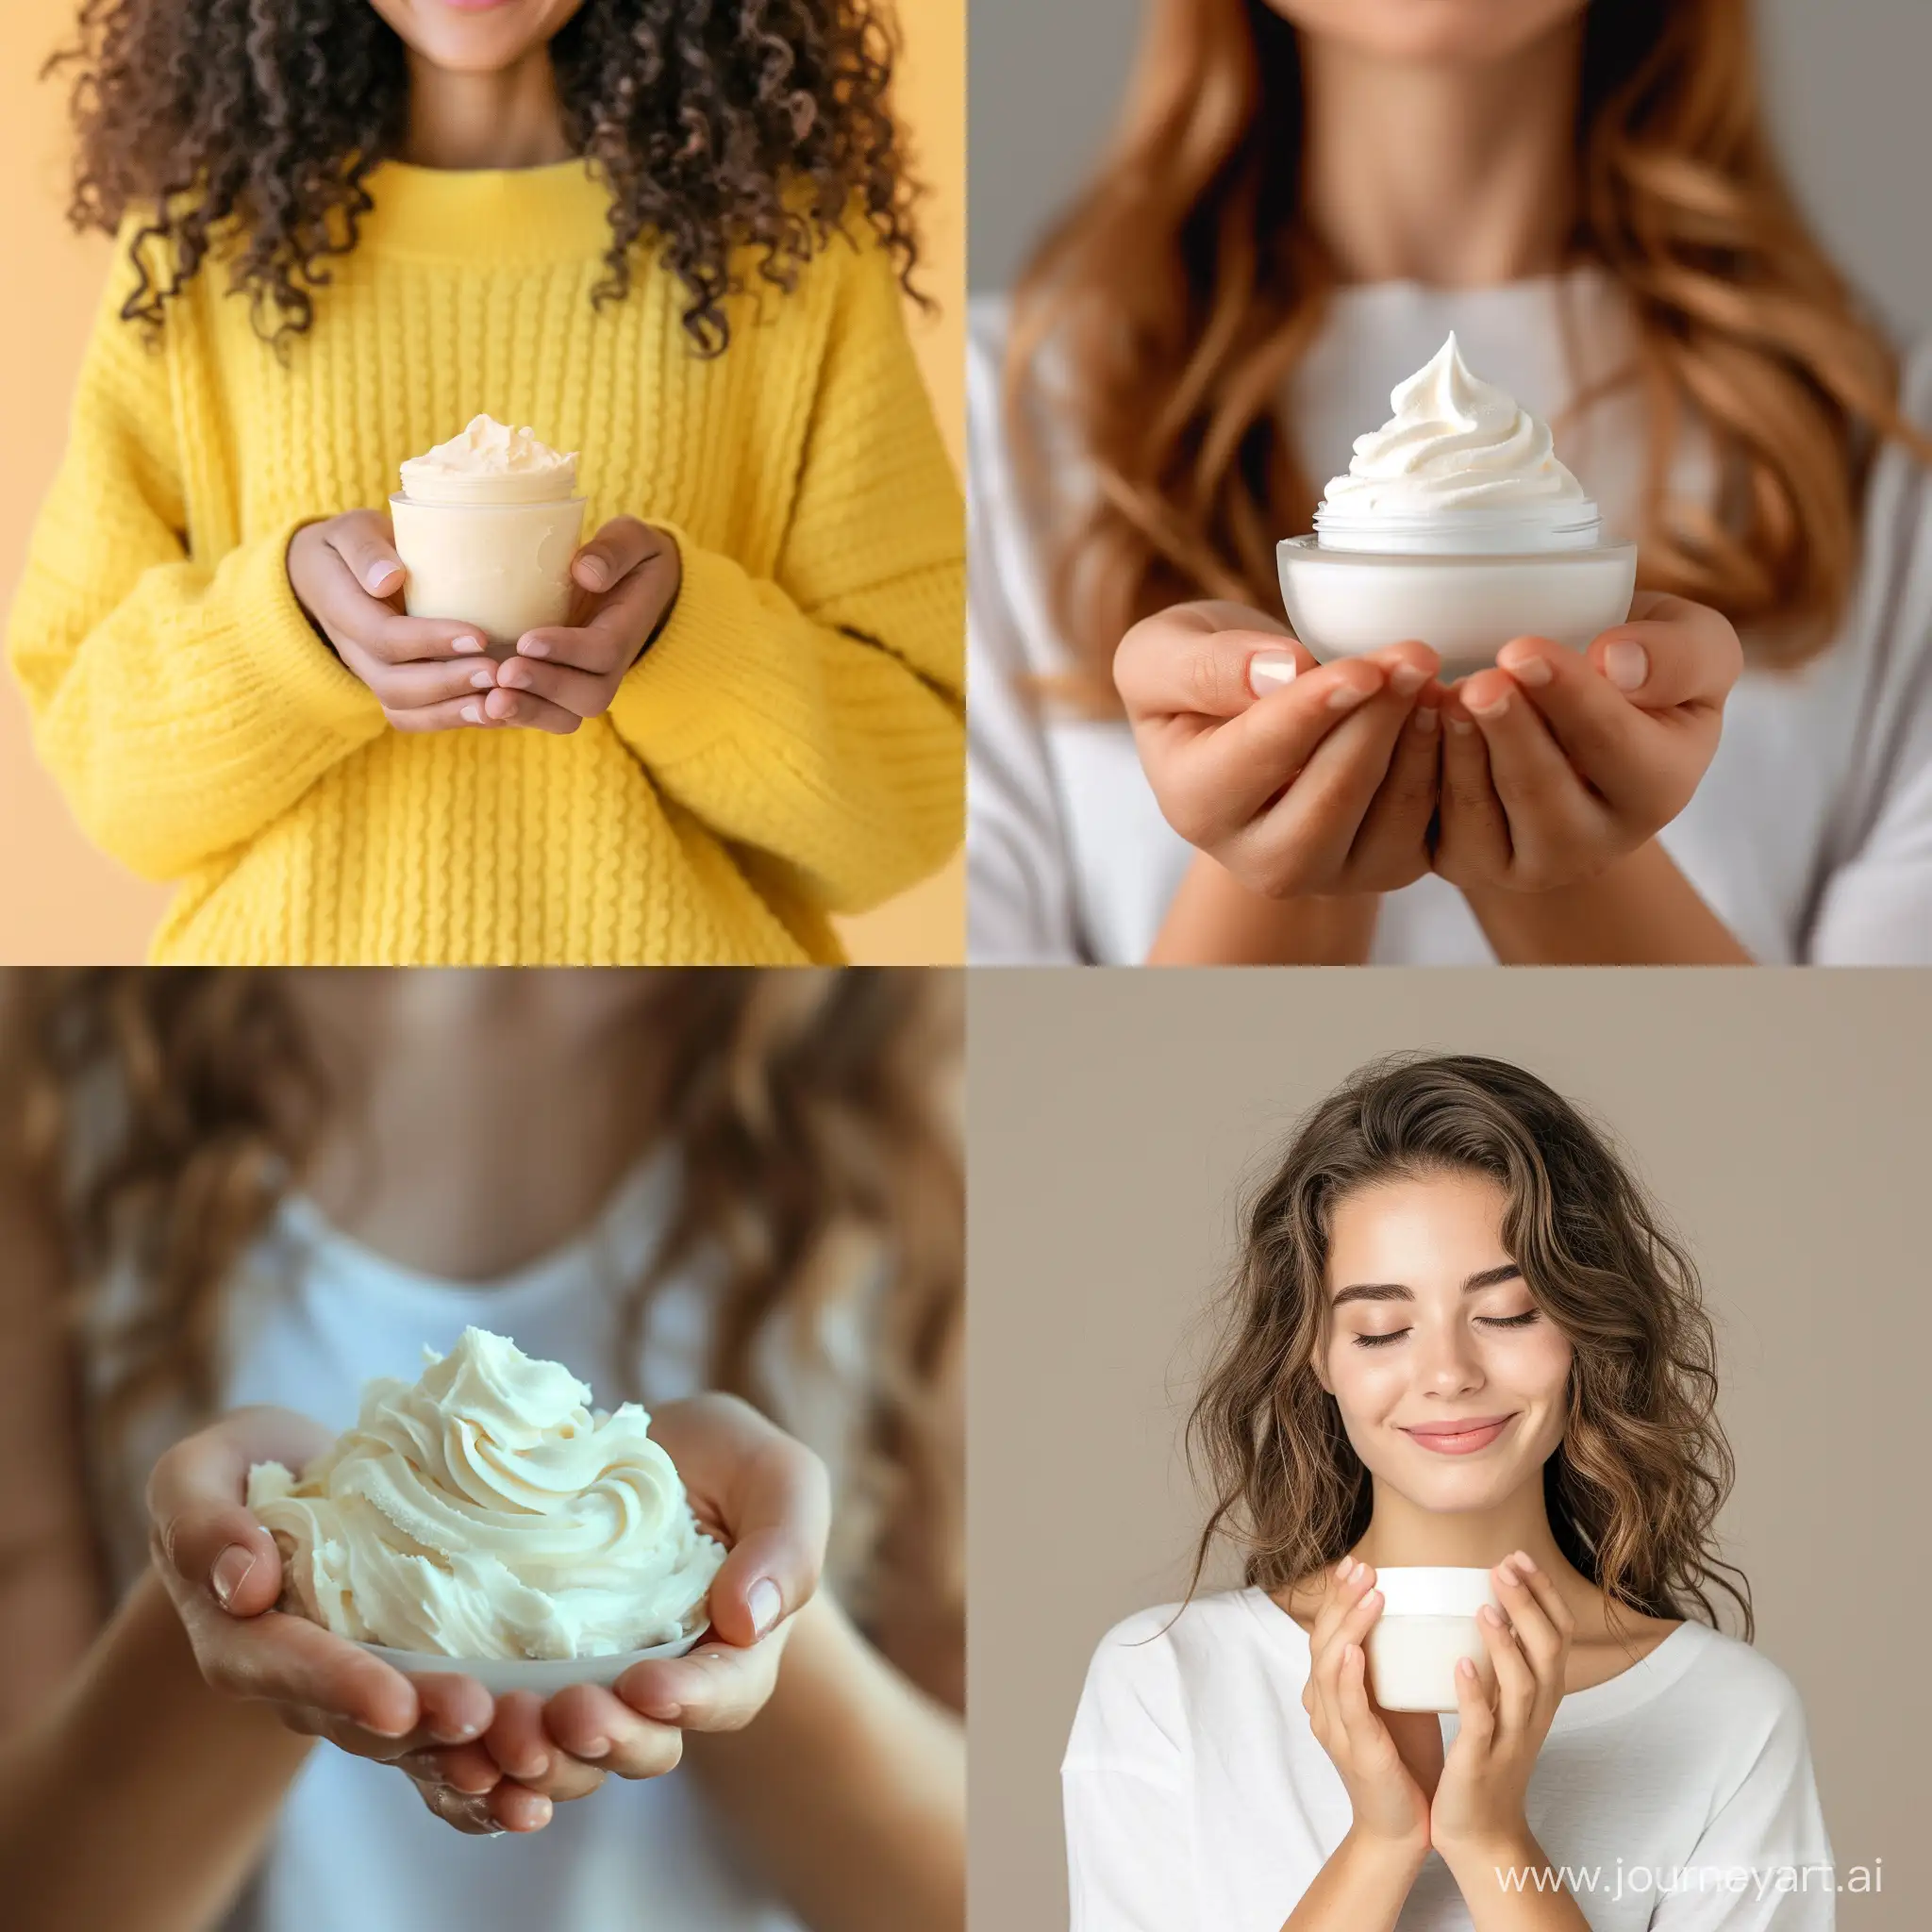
[1276,335,1636,677]
[389,415,587,658]
[248,1327,725,1693]
[1364,1565,1501,1713]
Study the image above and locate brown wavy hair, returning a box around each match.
[1011,0,1932,705]
[1187,1053,1750,1638]
[7,968,962,1654]
[52,0,922,352]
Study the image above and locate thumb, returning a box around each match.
[1115,614,1323,723]
[160,1506,284,1620]
[705,1522,824,1649]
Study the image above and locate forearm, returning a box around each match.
[684,1592,964,1932]
[1461,840,1752,964]
[1280,1827,1428,1932]
[1438,1831,1591,1932]
[1150,855,1379,964]
[0,1568,310,1932]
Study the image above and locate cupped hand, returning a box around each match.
[1299,1558,1439,1850]
[1116,601,1443,898]
[146,1408,540,1836]
[1429,1552,1574,1867]
[471,1394,832,1818]
[483,518,682,736]
[286,512,500,732]
[1433,593,1742,894]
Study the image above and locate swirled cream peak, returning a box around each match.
[247,1328,724,1660]
[398,415,578,505]
[1322,334,1586,515]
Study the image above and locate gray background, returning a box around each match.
[969,0,1932,343]
[968,968,1928,1930]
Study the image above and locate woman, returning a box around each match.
[0,968,964,1932]
[970,0,1932,964]
[9,0,963,965]
[1064,1055,1828,1929]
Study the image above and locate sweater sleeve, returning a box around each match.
[605,234,964,917]
[1062,1613,1197,1932]
[5,231,385,884]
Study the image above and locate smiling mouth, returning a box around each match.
[1400,1414,1516,1455]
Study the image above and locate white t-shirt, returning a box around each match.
[1064,1591,1834,1932]
[967,277,1932,963]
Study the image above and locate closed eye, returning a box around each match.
[1351,1329,1409,1349]
[1478,1311,1540,1330]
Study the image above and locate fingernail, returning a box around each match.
[1466,689,1509,720]
[470,669,493,691]
[1606,640,1649,691]
[430,1720,479,1744]
[576,1736,610,1760]
[1361,1590,1381,1609]
[518,638,551,659]
[461,704,483,724]
[1447,717,1475,737]
[365,565,399,593]
[1335,1557,1353,1580]
[748,1578,783,1639]
[1504,651,1554,687]
[497,663,528,691]
[1388,661,1427,696]
[527,1797,553,1829]
[452,635,486,656]
[1457,1657,1476,1677]
[1480,1604,1504,1625]
[1327,680,1373,712]
[639,1700,683,1723]
[210,1544,256,1609]
[577,558,610,591]
[1248,652,1298,695]
[1414,706,1440,735]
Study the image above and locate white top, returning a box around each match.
[967,278,1932,963]
[1065,1591,1834,1932]
[89,1156,861,1932]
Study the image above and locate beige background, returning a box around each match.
[0,2,963,964]
[968,967,1926,1930]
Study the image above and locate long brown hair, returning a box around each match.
[8,969,962,1640]
[1188,1053,1750,1636]
[1011,0,1930,705]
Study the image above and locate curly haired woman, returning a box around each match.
[8,1,964,965]
[1065,1055,1829,1930]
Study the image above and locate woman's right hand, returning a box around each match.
[1301,1558,1436,1852]
[286,512,503,732]
[1115,602,1443,898]
[148,1407,550,1836]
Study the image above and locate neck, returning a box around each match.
[1297,21,1582,285]
[1355,1472,1573,1579]
[401,46,574,170]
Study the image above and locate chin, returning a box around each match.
[1269,0,1586,66]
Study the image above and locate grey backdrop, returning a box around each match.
[968,968,1929,1931]
[969,0,1932,343]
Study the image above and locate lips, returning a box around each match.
[1400,1414,1515,1456]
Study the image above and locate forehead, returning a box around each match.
[1324,1169,1512,1281]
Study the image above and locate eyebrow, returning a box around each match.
[1331,1262,1524,1308]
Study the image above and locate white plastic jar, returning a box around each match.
[1365,1566,1502,1713]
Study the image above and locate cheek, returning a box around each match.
[1498,1328,1574,1446]
[1322,1337,1409,1421]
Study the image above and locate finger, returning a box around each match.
[571,516,667,596]
[1158,659,1390,844]
[192,1608,419,1739]
[394,1741,503,1796]
[1459,672,1608,875]
[493,656,621,720]
[357,656,501,713]
[1114,610,1313,724]
[614,1634,784,1735]
[381,694,505,734]
[479,687,584,734]
[1349,675,1442,875]
[1451,1653,1494,1751]
[483,1690,621,1800]
[1496,1555,1571,1685]
[405,1673,493,1747]
[543,1683,685,1778]
[1582,594,1742,714]
[352,609,493,668]
[1506,1552,1576,1641]
[415,1777,508,1837]
[1335,1640,1391,1760]
[323,510,408,601]
[1477,1602,1537,1740]
[482,1783,555,1835]
[1308,1556,1373,1658]
[1434,693,1513,881]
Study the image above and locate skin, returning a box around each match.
[0,972,963,1930]
[285,0,685,739]
[1272,1168,1679,1932]
[1129,0,1755,966]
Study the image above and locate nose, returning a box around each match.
[1413,1314,1485,1398]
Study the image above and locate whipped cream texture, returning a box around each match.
[248,1328,724,1660]
[1322,334,1587,516]
[398,415,579,506]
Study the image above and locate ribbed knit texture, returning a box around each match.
[8,161,964,964]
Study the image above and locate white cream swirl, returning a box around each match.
[1322,334,1587,515]
[398,414,578,506]
[247,1328,724,1660]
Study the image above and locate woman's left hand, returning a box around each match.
[484,518,683,734]
[1432,594,1742,895]
[1428,1552,1574,1872]
[425,1394,831,1824]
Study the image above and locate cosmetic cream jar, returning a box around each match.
[1365,1566,1501,1713]
[1277,503,1637,680]
[390,489,588,660]
[357,1626,704,1696]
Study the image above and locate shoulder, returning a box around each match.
[1673,1625,1812,1743]
[1074,1592,1274,1729]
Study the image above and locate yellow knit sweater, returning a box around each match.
[8,162,964,964]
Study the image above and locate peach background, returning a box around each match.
[0,1,964,964]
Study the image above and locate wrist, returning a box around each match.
[1431,1823,1542,1890]
[1341,1820,1431,1874]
